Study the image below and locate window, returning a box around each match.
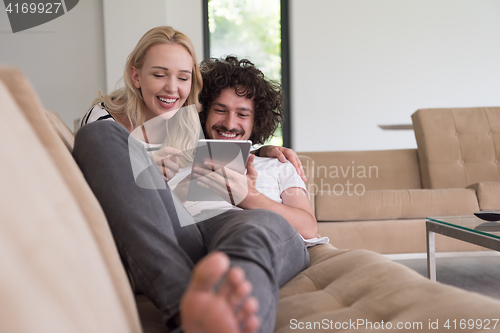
[203,0,291,147]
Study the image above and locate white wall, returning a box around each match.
[290,0,500,152]
[102,0,167,93]
[165,0,204,64]
[103,0,204,94]
[0,0,106,129]
[0,0,203,129]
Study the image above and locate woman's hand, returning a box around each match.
[152,147,183,181]
[257,145,307,182]
[192,155,261,207]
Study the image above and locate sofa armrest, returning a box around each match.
[467,182,500,210]
[315,188,479,221]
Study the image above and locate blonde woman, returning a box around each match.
[78,26,202,182]
[73,26,309,333]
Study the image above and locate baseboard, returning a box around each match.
[385,251,500,261]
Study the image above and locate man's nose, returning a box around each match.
[222,112,237,130]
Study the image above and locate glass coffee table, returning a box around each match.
[426,215,500,281]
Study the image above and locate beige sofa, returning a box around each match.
[298,107,500,254]
[3,66,500,333]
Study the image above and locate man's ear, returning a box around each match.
[130,66,141,89]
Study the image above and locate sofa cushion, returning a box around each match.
[412,107,500,189]
[135,243,500,332]
[0,67,141,333]
[468,181,500,210]
[275,243,500,333]
[315,188,479,221]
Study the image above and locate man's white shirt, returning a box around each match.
[169,157,329,247]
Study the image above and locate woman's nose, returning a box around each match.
[163,76,176,93]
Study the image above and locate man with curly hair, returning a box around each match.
[193,56,324,241]
[162,56,327,332]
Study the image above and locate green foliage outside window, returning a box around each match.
[208,0,283,146]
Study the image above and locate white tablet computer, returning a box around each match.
[187,139,252,201]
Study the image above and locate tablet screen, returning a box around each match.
[187,139,252,201]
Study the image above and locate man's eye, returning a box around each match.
[239,113,250,117]
[153,74,164,78]
[215,109,225,113]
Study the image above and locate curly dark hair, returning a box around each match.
[198,56,284,145]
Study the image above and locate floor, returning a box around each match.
[392,254,500,300]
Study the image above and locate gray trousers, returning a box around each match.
[73,121,309,332]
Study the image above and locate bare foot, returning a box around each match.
[180,252,260,333]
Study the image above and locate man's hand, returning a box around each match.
[152,147,183,181]
[172,174,191,203]
[258,145,307,182]
[192,155,260,207]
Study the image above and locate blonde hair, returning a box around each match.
[94,26,203,167]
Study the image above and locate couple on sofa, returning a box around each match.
[74,26,322,333]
